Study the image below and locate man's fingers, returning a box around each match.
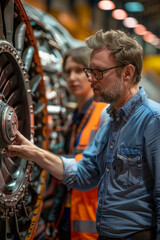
[16,131,27,143]
[17,130,26,139]
[8,145,22,152]
[16,131,33,146]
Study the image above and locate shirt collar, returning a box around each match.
[107,87,147,120]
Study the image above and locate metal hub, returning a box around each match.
[0,99,18,149]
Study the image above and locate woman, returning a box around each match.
[45,46,108,240]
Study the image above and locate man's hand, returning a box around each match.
[7,131,38,161]
[7,131,64,180]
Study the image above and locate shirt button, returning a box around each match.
[97,222,100,226]
[110,145,113,149]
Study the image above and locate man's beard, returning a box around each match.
[94,87,123,104]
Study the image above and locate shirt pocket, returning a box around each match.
[113,147,142,190]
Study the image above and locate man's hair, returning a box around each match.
[86,29,143,84]
[62,46,92,71]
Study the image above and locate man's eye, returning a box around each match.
[94,70,101,74]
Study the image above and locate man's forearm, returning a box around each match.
[33,147,64,180]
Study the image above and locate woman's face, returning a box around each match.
[64,56,92,97]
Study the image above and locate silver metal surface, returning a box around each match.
[0,100,18,145]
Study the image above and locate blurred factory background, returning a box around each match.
[23,0,160,102]
[23,0,160,47]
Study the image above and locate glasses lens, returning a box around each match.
[84,68,91,78]
[84,68,103,80]
[93,69,102,80]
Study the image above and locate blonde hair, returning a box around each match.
[86,29,143,84]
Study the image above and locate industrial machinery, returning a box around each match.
[23,1,82,155]
[0,0,48,239]
[22,3,84,239]
[0,0,83,239]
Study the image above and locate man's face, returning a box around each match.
[89,47,124,106]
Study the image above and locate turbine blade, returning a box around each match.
[34,100,45,114]
[4,0,14,43]
[15,22,26,56]
[1,158,13,184]
[2,75,17,98]
[5,156,19,170]
[0,63,13,90]
[22,46,34,71]
[0,167,6,192]
[14,104,23,119]
[6,88,21,107]
[30,74,41,93]
[0,3,5,39]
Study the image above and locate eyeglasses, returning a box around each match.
[83,65,124,80]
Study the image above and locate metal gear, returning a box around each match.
[0,0,48,239]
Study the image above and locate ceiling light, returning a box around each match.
[124,2,144,12]
[112,9,128,20]
[143,31,156,43]
[134,24,147,35]
[151,37,160,46]
[123,17,138,28]
[98,0,115,10]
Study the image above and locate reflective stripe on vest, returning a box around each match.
[73,220,97,233]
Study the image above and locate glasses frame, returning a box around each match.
[83,65,124,80]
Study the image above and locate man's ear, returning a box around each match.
[122,64,135,83]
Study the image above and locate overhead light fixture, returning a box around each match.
[123,17,138,28]
[151,37,160,46]
[98,0,115,10]
[134,24,147,35]
[124,2,144,12]
[112,9,128,20]
[142,31,156,43]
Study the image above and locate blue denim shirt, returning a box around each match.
[61,87,160,239]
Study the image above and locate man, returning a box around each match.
[8,29,160,240]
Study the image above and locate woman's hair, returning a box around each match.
[86,29,143,84]
[62,46,92,71]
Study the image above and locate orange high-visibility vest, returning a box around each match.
[71,102,107,240]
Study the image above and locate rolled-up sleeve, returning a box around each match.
[60,141,100,191]
[61,156,77,189]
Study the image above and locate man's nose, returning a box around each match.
[87,74,97,83]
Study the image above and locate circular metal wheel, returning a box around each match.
[0,0,48,239]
